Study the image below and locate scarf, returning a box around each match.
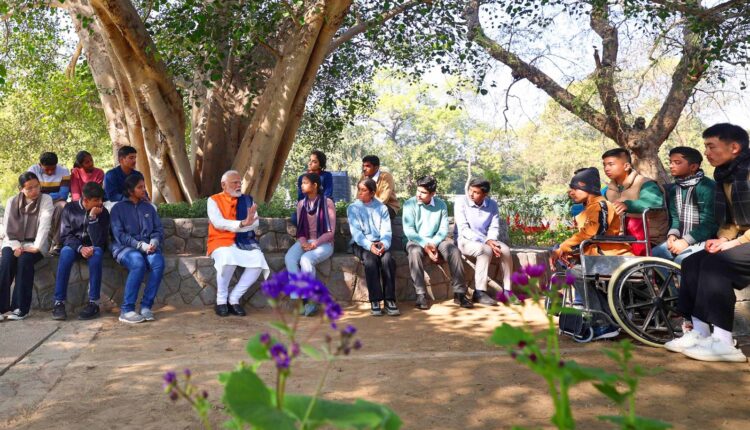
[5,192,41,242]
[234,194,259,250]
[674,170,704,237]
[713,150,750,227]
[296,195,331,240]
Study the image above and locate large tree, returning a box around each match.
[465,0,750,182]
[3,0,464,202]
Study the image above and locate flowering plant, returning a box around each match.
[491,264,671,430]
[163,271,401,430]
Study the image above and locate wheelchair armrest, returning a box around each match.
[591,235,638,242]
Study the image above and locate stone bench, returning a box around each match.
[29,247,551,314]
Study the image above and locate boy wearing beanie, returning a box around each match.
[550,167,632,340]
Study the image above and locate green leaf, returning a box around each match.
[598,415,673,430]
[488,323,535,348]
[246,334,271,362]
[270,321,293,336]
[592,383,627,405]
[284,395,402,430]
[301,344,325,361]
[562,361,617,385]
[222,368,297,430]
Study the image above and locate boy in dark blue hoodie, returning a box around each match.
[52,182,110,320]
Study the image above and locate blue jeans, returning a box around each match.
[651,241,705,265]
[119,250,165,313]
[54,246,104,302]
[285,240,333,275]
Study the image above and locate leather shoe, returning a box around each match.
[472,290,498,306]
[370,301,384,316]
[214,304,229,317]
[454,293,474,309]
[228,303,246,316]
[415,294,429,310]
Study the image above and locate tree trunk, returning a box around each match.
[85,0,198,203]
[232,0,353,201]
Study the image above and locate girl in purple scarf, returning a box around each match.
[285,173,336,316]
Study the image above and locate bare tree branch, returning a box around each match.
[590,2,626,136]
[464,0,616,139]
[65,39,84,79]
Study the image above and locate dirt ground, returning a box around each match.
[2,301,749,430]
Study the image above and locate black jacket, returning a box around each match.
[60,200,110,252]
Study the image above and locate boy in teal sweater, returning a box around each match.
[402,175,472,310]
[652,147,718,264]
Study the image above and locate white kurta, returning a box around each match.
[207,198,270,279]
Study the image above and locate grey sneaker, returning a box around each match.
[119,311,145,324]
[140,307,156,321]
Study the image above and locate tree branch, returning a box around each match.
[590,2,626,137]
[65,39,84,79]
[464,0,616,140]
[326,0,428,56]
[645,26,708,143]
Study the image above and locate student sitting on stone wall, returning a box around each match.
[52,182,110,321]
[70,151,105,201]
[110,175,164,324]
[651,147,718,265]
[28,151,71,255]
[360,155,400,219]
[403,175,472,311]
[0,172,53,321]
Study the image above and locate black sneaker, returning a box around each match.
[453,293,474,309]
[415,294,429,310]
[370,301,384,316]
[78,302,100,320]
[472,290,498,306]
[52,301,67,320]
[384,300,401,316]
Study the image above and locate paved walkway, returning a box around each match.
[1,303,749,429]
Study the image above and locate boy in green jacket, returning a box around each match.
[402,175,472,311]
[652,147,718,264]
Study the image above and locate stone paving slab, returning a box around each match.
[0,317,102,424]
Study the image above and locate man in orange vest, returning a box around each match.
[207,170,270,317]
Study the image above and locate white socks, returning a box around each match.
[691,317,711,338]
[691,316,734,346]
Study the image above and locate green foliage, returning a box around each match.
[490,269,672,429]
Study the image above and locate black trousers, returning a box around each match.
[0,247,43,314]
[352,244,396,302]
[679,246,750,331]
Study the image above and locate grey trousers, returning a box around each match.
[406,240,466,295]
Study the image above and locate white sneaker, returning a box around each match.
[664,330,706,353]
[682,338,747,363]
[140,308,155,321]
[119,311,146,324]
[6,309,29,321]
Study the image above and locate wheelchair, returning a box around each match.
[553,209,682,347]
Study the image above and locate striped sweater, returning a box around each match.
[28,164,71,201]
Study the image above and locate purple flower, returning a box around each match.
[558,360,565,368]
[201,390,209,399]
[163,371,177,385]
[529,353,537,362]
[510,271,529,286]
[496,290,510,305]
[514,292,528,302]
[270,343,291,370]
[353,340,363,350]
[551,275,563,285]
[517,340,527,349]
[510,351,518,359]
[290,342,300,358]
[540,282,551,292]
[169,390,179,401]
[325,301,343,322]
[259,332,271,345]
[183,368,191,378]
[565,272,576,286]
[524,264,546,278]
[261,271,289,299]
[342,324,357,336]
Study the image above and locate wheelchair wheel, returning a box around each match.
[573,326,594,343]
[607,257,681,348]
